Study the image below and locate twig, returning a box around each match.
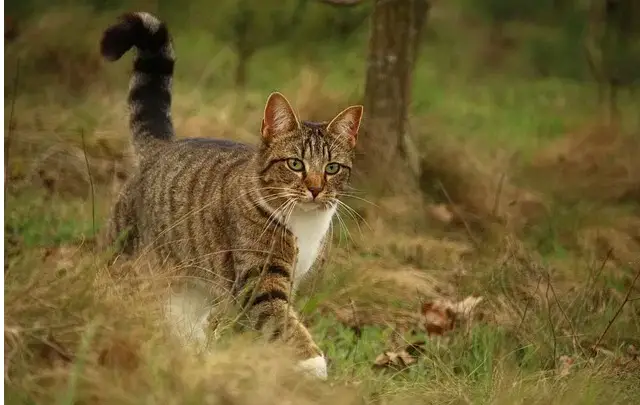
[80,129,96,239]
[317,0,363,6]
[491,171,506,217]
[5,58,21,197]
[435,180,479,248]
[546,271,587,358]
[573,247,613,325]
[348,298,361,362]
[590,247,613,289]
[349,298,362,339]
[545,279,557,368]
[592,267,640,351]
[516,275,542,334]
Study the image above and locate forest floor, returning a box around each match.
[4,6,640,405]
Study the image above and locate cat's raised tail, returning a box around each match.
[100,12,175,156]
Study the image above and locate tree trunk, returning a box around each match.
[355,0,430,194]
[235,49,252,89]
[585,0,638,126]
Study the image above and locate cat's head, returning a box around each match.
[257,92,363,212]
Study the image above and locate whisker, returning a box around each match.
[337,193,379,208]
[333,199,372,233]
[335,202,364,237]
[334,209,353,248]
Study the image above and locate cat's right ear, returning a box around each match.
[261,92,300,143]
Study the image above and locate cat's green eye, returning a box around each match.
[325,163,341,175]
[287,158,305,172]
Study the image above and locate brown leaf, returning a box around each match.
[98,337,140,371]
[373,350,416,370]
[420,295,484,337]
[421,301,456,336]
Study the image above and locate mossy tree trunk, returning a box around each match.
[355,0,430,194]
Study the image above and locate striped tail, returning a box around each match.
[100,12,175,156]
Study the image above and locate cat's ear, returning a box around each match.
[261,92,300,143]
[326,105,363,148]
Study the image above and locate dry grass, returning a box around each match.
[417,132,550,238]
[5,254,361,405]
[531,123,640,204]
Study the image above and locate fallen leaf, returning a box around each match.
[98,337,140,371]
[373,350,416,370]
[420,295,483,337]
[421,301,456,336]
[558,355,574,377]
[428,204,454,224]
[372,340,426,371]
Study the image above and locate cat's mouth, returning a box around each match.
[297,200,332,212]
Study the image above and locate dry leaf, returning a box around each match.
[427,203,454,224]
[420,295,484,336]
[98,337,140,371]
[558,355,574,377]
[421,301,456,336]
[372,341,426,371]
[373,350,416,370]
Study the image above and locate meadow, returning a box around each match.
[4,2,640,404]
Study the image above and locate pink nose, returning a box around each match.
[308,186,322,198]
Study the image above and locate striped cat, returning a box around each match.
[100,12,363,380]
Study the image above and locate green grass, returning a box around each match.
[5,3,640,405]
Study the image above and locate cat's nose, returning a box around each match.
[307,186,322,198]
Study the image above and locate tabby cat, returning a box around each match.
[100,12,363,380]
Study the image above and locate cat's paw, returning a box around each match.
[296,355,328,380]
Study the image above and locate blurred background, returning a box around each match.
[4,1,640,404]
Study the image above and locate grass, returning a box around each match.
[4,3,640,405]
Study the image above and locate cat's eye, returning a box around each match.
[286,158,305,172]
[325,163,341,175]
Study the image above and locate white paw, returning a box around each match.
[296,355,328,380]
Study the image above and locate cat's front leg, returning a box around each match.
[236,261,327,380]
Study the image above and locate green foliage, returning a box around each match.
[206,0,298,51]
[5,191,101,247]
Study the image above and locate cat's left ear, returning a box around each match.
[326,105,363,148]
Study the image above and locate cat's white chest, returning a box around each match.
[286,205,336,286]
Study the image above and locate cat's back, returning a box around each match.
[135,137,254,180]
[123,137,255,251]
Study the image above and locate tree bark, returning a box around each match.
[354,0,430,194]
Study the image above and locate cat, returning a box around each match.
[100,11,363,380]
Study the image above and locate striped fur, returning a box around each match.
[101,12,363,380]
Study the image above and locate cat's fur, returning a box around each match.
[100,12,363,380]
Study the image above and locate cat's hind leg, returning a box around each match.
[163,282,212,347]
